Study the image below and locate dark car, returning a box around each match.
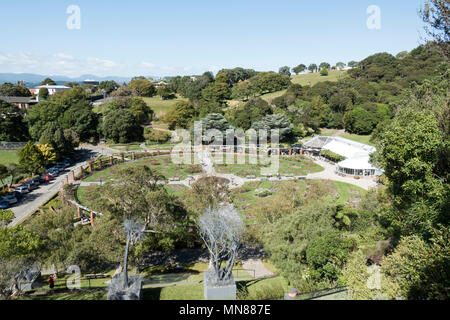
[24,181,38,191]
[0,201,10,209]
[1,195,17,205]
[8,191,23,201]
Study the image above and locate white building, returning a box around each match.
[303,136,384,177]
[34,85,71,96]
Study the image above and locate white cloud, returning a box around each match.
[141,62,157,68]
[0,52,194,77]
[53,53,75,60]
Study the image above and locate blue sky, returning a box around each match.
[0,0,428,77]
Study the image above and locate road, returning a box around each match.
[8,145,112,227]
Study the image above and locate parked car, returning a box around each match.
[0,201,10,209]
[7,191,22,201]
[14,185,30,194]
[2,195,18,205]
[48,167,60,175]
[40,174,54,183]
[30,178,41,185]
[23,181,38,191]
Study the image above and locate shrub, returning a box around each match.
[254,188,272,198]
[145,129,171,144]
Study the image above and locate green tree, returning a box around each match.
[157,86,176,100]
[306,232,350,282]
[38,88,49,99]
[336,62,346,70]
[372,109,446,237]
[320,67,329,76]
[18,141,45,176]
[40,78,56,86]
[129,97,154,125]
[162,101,196,130]
[232,97,272,131]
[39,123,80,159]
[308,64,318,73]
[252,113,294,142]
[0,100,30,142]
[319,62,331,70]
[0,83,31,97]
[292,64,306,75]
[128,79,156,97]
[202,82,231,102]
[262,200,335,287]
[99,80,119,94]
[278,66,291,76]
[420,0,450,59]
[102,109,144,143]
[231,80,255,101]
[343,107,376,134]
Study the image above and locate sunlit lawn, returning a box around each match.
[291,70,347,86]
[214,154,323,178]
[0,150,19,165]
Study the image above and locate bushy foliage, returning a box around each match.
[102,108,144,143]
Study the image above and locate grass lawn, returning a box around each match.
[106,142,144,151]
[259,89,287,103]
[0,150,19,165]
[142,275,289,300]
[332,181,366,205]
[141,95,187,119]
[340,132,374,146]
[142,262,252,286]
[83,155,202,183]
[291,70,347,86]
[313,128,375,146]
[214,154,323,178]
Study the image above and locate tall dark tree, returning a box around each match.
[0,100,30,142]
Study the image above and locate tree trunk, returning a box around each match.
[123,232,131,289]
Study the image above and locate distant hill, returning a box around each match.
[0,73,160,87]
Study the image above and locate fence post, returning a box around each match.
[90,212,95,227]
[77,206,81,219]
[71,170,75,182]
[110,156,113,165]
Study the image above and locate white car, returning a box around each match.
[14,186,30,194]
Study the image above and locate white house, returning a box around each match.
[34,85,71,96]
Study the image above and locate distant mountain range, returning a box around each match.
[0,73,161,87]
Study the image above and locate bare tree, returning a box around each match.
[420,0,450,59]
[121,219,146,288]
[198,204,244,286]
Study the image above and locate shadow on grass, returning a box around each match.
[142,287,163,300]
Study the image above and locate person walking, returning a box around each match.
[48,274,55,292]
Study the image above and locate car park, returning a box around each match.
[2,195,18,205]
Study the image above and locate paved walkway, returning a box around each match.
[306,157,377,190]
[242,259,275,279]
